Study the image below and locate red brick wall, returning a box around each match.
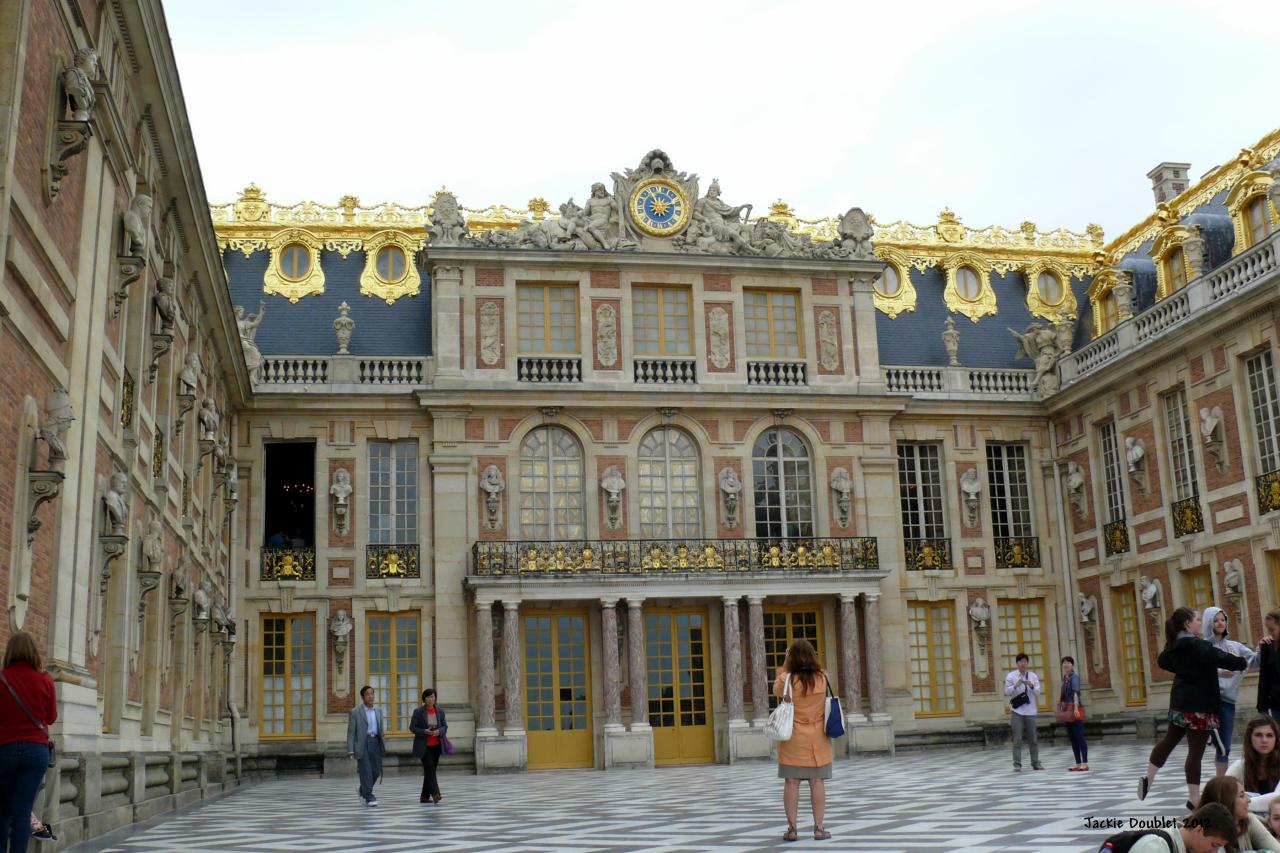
[963,546,985,576]
[497,417,522,442]
[804,418,832,444]
[967,588,995,693]
[596,456,627,540]
[1145,562,1174,683]
[1123,421,1164,513]
[1077,575,1112,689]
[703,273,731,292]
[705,302,736,374]
[476,456,508,541]
[328,559,353,588]
[1216,543,1263,640]
[476,268,503,287]
[1209,492,1251,535]
[812,305,844,376]
[616,417,641,443]
[1068,447,1097,534]
[590,270,619,289]
[1196,386,1246,490]
[810,277,837,296]
[697,419,720,442]
[465,418,485,441]
[591,298,621,372]
[1134,518,1167,555]
[475,296,505,370]
[844,420,863,443]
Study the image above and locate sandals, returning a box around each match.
[783,825,799,842]
[814,826,832,840]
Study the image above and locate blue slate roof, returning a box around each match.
[224,250,433,356]
[877,267,1091,368]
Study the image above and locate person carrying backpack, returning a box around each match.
[1097,801,1236,852]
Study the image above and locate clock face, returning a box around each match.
[628,178,690,237]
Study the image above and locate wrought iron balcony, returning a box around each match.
[634,357,696,385]
[1103,519,1130,557]
[994,536,1041,569]
[1171,496,1204,538]
[261,547,316,581]
[903,537,952,570]
[471,537,878,577]
[517,356,582,383]
[366,544,420,579]
[1258,470,1280,515]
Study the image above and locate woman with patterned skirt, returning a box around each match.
[1139,606,1247,808]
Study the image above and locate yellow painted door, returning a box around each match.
[647,609,714,765]
[524,612,593,769]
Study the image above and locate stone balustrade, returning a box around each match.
[257,355,433,391]
[884,365,1037,400]
[633,357,697,384]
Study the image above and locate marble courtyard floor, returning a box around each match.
[70,740,1201,852]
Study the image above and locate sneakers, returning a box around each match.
[1137,776,1150,801]
[31,822,55,842]
[366,798,379,807]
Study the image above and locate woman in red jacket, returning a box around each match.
[0,632,56,853]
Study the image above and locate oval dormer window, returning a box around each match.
[375,245,407,283]
[1036,271,1063,306]
[875,265,900,297]
[279,243,310,281]
[956,266,982,301]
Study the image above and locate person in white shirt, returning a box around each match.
[1004,653,1043,771]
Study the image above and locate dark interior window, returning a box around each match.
[263,442,315,547]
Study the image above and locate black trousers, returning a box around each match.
[420,744,443,800]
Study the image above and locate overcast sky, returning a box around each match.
[166,0,1279,242]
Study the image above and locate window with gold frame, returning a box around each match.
[633,286,693,356]
[998,599,1045,675]
[1023,259,1078,321]
[871,248,917,319]
[763,605,823,709]
[366,611,421,734]
[941,252,996,322]
[743,290,802,358]
[261,614,315,738]
[1183,566,1213,614]
[264,229,325,303]
[1149,226,1196,300]
[1114,588,1147,707]
[1086,268,1130,338]
[907,601,960,716]
[517,284,579,355]
[1226,170,1278,256]
[359,230,422,304]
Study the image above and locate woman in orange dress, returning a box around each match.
[773,639,833,842]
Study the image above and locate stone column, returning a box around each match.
[839,593,863,718]
[475,601,497,735]
[501,601,523,734]
[601,599,623,730]
[432,265,463,377]
[722,596,745,722]
[626,599,648,728]
[864,593,886,716]
[747,596,768,724]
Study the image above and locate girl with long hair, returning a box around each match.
[1139,607,1247,807]
[1202,605,1255,777]
[1199,775,1280,851]
[1228,716,1280,813]
[772,639,833,843]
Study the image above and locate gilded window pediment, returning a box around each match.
[1085,267,1132,337]
[1225,170,1278,256]
[870,247,917,319]
[1022,258,1077,322]
[359,230,422,305]
[264,228,325,303]
[941,251,996,323]
[1148,224,1199,300]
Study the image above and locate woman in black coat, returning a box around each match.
[1139,606,1247,808]
[409,689,447,804]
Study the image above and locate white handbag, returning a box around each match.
[764,675,795,742]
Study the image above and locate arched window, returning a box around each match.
[955,267,983,301]
[1166,247,1187,292]
[637,427,700,538]
[1099,290,1120,334]
[752,427,814,539]
[1246,198,1273,247]
[519,427,584,540]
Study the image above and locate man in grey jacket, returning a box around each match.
[347,686,386,806]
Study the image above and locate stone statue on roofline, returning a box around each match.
[1009,322,1063,396]
[426,191,468,246]
[835,207,875,259]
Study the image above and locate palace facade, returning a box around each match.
[4,0,1280,846]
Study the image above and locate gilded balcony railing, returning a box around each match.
[260,547,316,581]
[1171,497,1205,538]
[366,544,420,579]
[1103,520,1130,557]
[471,537,879,577]
[1258,470,1280,515]
[903,537,952,570]
[994,536,1041,569]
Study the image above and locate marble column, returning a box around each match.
[864,593,886,716]
[501,601,523,734]
[601,599,623,730]
[626,599,648,728]
[747,596,768,724]
[839,593,863,716]
[475,601,497,734]
[722,596,745,722]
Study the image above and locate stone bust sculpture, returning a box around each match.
[330,608,353,641]
[104,471,129,536]
[1078,592,1096,624]
[968,597,990,629]
[178,352,201,398]
[62,48,99,122]
[959,467,981,526]
[123,193,153,257]
[329,468,352,505]
[1140,575,1162,611]
[719,467,742,526]
[1125,436,1145,473]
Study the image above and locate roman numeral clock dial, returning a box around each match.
[628,178,691,238]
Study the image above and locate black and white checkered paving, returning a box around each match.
[71,741,1212,852]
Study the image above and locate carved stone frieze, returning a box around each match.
[595,303,618,368]
[479,301,502,366]
[708,307,731,369]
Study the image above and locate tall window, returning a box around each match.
[908,602,959,716]
[261,615,314,737]
[897,444,945,539]
[1163,388,1198,501]
[986,444,1034,538]
[367,612,420,733]
[752,428,813,539]
[633,287,693,356]
[1246,350,1280,475]
[1099,422,1125,523]
[744,290,801,358]
[763,607,821,710]
[519,427,584,539]
[1099,289,1120,334]
[369,441,417,545]
[1114,588,1147,706]
[518,284,578,354]
[637,427,700,538]
[1184,567,1213,613]
[1166,247,1187,293]
[998,599,1045,674]
[1246,198,1273,248]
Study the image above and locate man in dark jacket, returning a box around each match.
[1258,610,1280,718]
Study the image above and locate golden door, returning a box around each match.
[646,609,715,765]
[524,612,593,769]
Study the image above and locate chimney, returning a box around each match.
[1147,162,1191,205]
